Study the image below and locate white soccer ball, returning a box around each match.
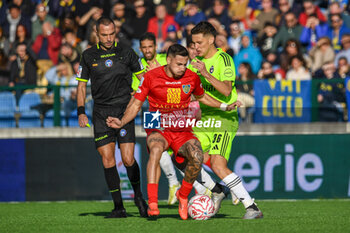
[188,194,215,220]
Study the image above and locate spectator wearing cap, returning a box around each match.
[328,2,350,29]
[161,25,179,53]
[309,37,335,73]
[31,3,56,41]
[300,13,328,51]
[175,0,206,28]
[234,33,262,74]
[250,0,279,38]
[299,0,326,27]
[207,0,231,34]
[147,4,178,43]
[327,13,350,53]
[1,3,31,43]
[334,34,350,67]
[271,12,303,53]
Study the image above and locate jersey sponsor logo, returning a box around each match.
[209,65,214,74]
[77,65,82,78]
[182,84,191,94]
[166,81,181,85]
[120,129,127,137]
[167,88,181,104]
[105,59,113,67]
[95,134,108,142]
[100,53,116,58]
[224,68,234,77]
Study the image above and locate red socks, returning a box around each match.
[179,180,193,199]
[147,183,158,204]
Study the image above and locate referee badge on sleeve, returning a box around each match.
[77,66,82,77]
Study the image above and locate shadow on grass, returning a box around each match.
[79,212,135,218]
[158,204,178,209]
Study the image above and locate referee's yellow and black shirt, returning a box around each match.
[76,42,143,106]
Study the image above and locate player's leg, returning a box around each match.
[97,141,127,218]
[159,151,180,205]
[192,130,232,213]
[120,142,148,217]
[176,138,204,220]
[93,104,127,218]
[172,155,224,197]
[146,132,169,216]
[207,129,263,219]
[117,120,148,217]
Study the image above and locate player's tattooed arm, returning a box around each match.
[178,139,203,183]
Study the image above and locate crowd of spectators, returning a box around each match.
[0,0,349,122]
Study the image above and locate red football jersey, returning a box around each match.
[134,66,204,130]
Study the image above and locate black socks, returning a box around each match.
[104,166,124,210]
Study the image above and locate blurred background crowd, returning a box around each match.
[0,0,349,126]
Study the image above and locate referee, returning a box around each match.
[76,17,147,218]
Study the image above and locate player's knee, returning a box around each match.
[192,151,204,165]
[122,156,135,167]
[102,156,116,168]
[149,146,163,161]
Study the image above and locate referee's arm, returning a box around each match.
[77,81,89,127]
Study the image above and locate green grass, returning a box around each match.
[0,200,349,233]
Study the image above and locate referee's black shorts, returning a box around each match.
[92,104,135,148]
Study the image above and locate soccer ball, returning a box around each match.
[188,194,215,220]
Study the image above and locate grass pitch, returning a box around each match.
[0,200,349,233]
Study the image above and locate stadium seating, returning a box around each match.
[43,109,67,127]
[0,92,17,128]
[18,92,42,128]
